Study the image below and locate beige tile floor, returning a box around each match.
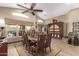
[8,44,19,56]
[8,38,79,56]
[52,38,79,56]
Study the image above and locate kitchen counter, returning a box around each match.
[7,36,22,43]
[0,38,7,42]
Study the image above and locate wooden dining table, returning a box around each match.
[28,33,48,41]
[28,36,38,44]
[28,36,37,41]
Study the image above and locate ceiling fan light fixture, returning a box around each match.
[42,11,47,16]
[12,13,29,18]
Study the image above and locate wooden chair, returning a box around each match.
[44,33,52,53]
[30,34,45,56]
[22,33,32,53]
[23,33,38,53]
[22,33,26,46]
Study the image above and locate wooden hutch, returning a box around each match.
[48,19,64,39]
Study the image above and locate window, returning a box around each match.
[6,25,18,38]
[6,25,32,38]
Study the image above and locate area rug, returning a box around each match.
[14,42,61,56]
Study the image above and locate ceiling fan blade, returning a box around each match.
[31,3,36,9]
[17,4,29,9]
[34,9,43,12]
[22,10,29,13]
[32,12,35,15]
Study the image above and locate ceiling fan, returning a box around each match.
[17,3,43,16]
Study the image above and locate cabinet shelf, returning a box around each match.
[48,19,64,39]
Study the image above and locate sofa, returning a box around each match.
[68,32,79,46]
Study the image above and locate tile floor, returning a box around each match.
[8,38,79,56]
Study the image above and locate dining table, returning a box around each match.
[28,36,37,41]
[28,34,47,44]
[28,36,38,44]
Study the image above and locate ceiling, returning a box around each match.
[0,3,79,21]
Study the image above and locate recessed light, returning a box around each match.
[43,11,47,15]
[12,13,29,18]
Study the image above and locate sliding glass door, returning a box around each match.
[6,24,32,42]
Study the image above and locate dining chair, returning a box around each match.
[44,33,52,53]
[22,32,26,46]
[22,33,32,53]
[30,34,45,56]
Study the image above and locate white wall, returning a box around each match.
[67,8,79,33]
[54,8,79,34]
[45,19,52,24]
[45,8,79,36]
[45,15,68,36]
[45,15,68,24]
[54,15,68,36]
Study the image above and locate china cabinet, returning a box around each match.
[48,19,64,39]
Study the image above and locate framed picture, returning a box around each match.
[73,22,79,32]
